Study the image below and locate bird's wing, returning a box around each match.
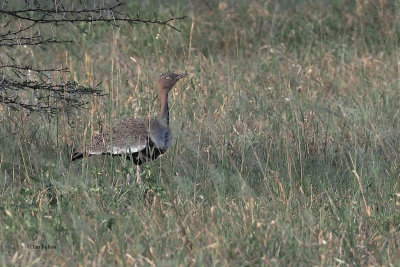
[81,118,152,156]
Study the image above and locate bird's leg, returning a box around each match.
[126,173,132,186]
[125,152,134,186]
[136,165,142,184]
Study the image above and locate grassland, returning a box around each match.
[0,0,399,265]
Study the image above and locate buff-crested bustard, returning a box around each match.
[71,72,188,181]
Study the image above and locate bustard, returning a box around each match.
[71,72,188,181]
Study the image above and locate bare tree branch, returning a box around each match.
[0,0,186,115]
[0,65,69,73]
[0,75,103,113]
[0,2,186,34]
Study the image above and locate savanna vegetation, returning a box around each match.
[0,0,399,265]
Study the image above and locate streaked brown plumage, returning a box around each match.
[71,72,187,164]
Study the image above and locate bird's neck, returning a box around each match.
[158,92,169,126]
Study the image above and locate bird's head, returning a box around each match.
[157,72,188,94]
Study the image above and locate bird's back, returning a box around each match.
[72,117,172,162]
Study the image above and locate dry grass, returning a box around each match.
[1,0,399,266]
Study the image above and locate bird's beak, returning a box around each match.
[176,72,188,80]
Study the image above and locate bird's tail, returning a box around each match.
[71,148,84,161]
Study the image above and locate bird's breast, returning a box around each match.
[150,125,172,149]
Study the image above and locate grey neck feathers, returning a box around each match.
[158,93,169,126]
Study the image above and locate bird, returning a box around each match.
[71,72,188,178]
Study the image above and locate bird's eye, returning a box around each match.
[165,75,171,80]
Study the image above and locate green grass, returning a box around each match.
[1,0,399,265]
